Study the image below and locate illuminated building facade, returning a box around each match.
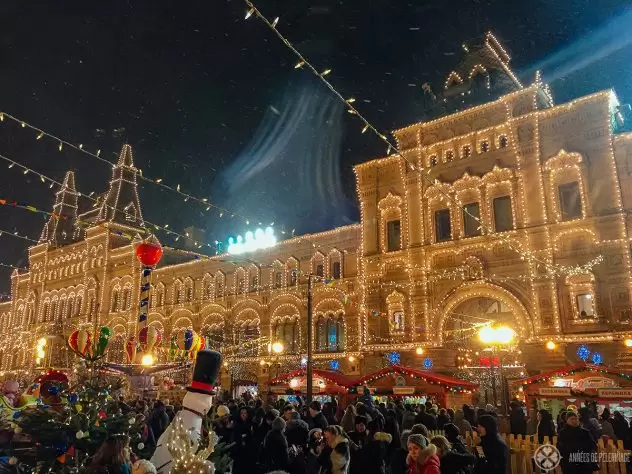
[2,33,632,387]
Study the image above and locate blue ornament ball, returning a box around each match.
[69,394,79,403]
[423,357,434,369]
[330,360,340,371]
[49,386,60,396]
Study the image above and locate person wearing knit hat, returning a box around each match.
[272,416,287,431]
[443,423,469,455]
[262,417,290,472]
[216,404,230,418]
[410,423,430,438]
[132,460,157,474]
[406,434,439,474]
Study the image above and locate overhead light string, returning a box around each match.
[0,111,271,230]
[240,0,603,278]
[0,152,221,255]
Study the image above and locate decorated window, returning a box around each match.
[462,202,481,237]
[576,294,595,319]
[316,264,324,277]
[205,325,224,351]
[237,277,245,293]
[316,314,345,352]
[274,320,298,354]
[493,196,513,232]
[387,290,406,335]
[479,140,490,153]
[435,209,451,242]
[461,145,472,159]
[387,220,401,252]
[445,150,455,162]
[430,155,438,167]
[498,135,508,148]
[289,269,297,286]
[558,182,581,220]
[566,273,597,322]
[110,289,119,312]
[237,322,260,356]
[332,261,341,279]
[274,271,282,288]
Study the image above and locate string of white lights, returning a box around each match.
[0,111,273,231]
[240,1,604,278]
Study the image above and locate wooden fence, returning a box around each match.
[425,430,630,474]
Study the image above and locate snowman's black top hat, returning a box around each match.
[188,350,222,395]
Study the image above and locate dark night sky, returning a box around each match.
[0,0,631,293]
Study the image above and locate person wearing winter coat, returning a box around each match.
[509,402,526,436]
[578,406,601,442]
[430,435,476,474]
[361,386,374,409]
[340,405,357,434]
[600,408,617,441]
[406,434,440,474]
[391,430,412,474]
[557,411,597,474]
[309,400,330,431]
[453,409,472,437]
[213,404,234,443]
[351,418,393,474]
[261,417,290,473]
[306,428,324,474]
[149,401,170,441]
[385,409,402,451]
[414,405,438,430]
[232,407,255,474]
[443,423,469,455]
[536,409,556,444]
[526,408,538,436]
[474,415,508,474]
[348,415,371,474]
[321,425,350,474]
[613,411,630,448]
[402,405,417,431]
[437,409,451,430]
[286,411,310,450]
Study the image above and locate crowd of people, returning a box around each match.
[84,390,632,474]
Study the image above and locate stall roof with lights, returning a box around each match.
[269,368,358,390]
[355,364,478,391]
[515,363,632,387]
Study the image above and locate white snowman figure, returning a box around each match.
[151,350,222,474]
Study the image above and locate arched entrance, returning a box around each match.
[436,281,534,410]
[437,281,533,346]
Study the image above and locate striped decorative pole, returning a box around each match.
[135,237,163,327]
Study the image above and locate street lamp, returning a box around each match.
[272,342,284,354]
[546,340,556,350]
[141,353,154,367]
[625,338,632,348]
[478,325,515,414]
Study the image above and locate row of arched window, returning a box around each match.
[195,314,346,356]
[147,256,345,309]
[428,134,509,167]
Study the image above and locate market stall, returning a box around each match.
[515,363,632,419]
[353,364,477,408]
[268,368,356,405]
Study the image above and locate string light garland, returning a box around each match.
[0,111,268,230]
[239,3,608,285]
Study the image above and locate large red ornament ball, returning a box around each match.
[136,240,163,266]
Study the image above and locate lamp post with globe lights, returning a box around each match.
[478,325,515,414]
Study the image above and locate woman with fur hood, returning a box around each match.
[406,434,440,474]
[319,425,351,474]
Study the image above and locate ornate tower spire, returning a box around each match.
[39,171,83,245]
[97,144,144,228]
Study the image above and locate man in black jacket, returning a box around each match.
[414,404,437,430]
[557,411,597,474]
[509,401,527,436]
[309,400,329,431]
